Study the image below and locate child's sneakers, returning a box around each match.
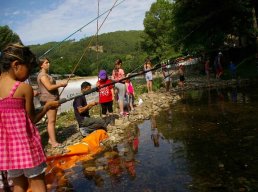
[120,112,129,117]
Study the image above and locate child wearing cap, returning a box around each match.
[97,70,114,117]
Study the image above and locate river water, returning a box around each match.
[56,85,258,191]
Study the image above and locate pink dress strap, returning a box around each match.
[8,81,21,98]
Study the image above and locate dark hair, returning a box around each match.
[81,81,91,89]
[114,58,122,72]
[0,43,37,73]
[38,57,50,69]
[115,59,122,65]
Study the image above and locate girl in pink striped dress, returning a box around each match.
[0,43,60,192]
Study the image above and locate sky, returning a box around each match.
[0,0,156,45]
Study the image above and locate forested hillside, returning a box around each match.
[30,30,149,76]
[2,0,257,78]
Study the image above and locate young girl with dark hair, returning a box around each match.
[111,59,127,116]
[0,43,60,191]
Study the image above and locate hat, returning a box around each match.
[99,70,107,80]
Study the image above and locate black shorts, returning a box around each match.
[179,75,185,82]
[101,101,113,114]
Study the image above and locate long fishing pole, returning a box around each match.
[62,63,162,103]
[36,63,163,112]
[40,0,127,58]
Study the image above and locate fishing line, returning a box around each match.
[38,0,121,125]
[39,0,127,58]
[58,0,120,96]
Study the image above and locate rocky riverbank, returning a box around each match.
[43,77,252,157]
[43,89,180,156]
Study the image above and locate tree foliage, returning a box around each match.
[0,25,21,50]
[172,0,257,52]
[141,0,177,61]
[142,0,258,61]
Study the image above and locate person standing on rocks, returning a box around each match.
[144,60,153,93]
[96,69,114,117]
[111,59,127,116]
[205,58,210,85]
[178,65,185,88]
[162,63,171,92]
[73,81,106,137]
[214,52,223,79]
[125,74,135,111]
[37,58,67,148]
[229,61,237,79]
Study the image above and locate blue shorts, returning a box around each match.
[8,162,47,179]
[145,73,153,81]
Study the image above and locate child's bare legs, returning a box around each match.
[165,81,170,92]
[147,81,152,93]
[179,81,184,88]
[146,81,149,93]
[46,109,59,147]
[118,100,124,114]
[129,95,134,110]
[29,173,47,192]
[13,175,28,192]
[130,103,134,110]
[147,80,150,93]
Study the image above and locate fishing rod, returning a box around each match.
[35,63,163,111]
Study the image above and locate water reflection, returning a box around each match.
[157,86,258,191]
[150,115,159,147]
[54,86,258,191]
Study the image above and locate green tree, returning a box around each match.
[30,31,147,76]
[141,0,175,61]
[0,25,21,50]
[172,0,256,54]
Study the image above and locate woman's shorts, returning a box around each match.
[8,162,47,179]
[115,83,125,102]
[145,73,153,81]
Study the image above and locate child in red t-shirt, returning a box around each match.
[97,70,114,117]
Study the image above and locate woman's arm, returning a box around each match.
[120,69,125,79]
[144,64,147,70]
[111,70,115,80]
[40,75,67,91]
[111,88,115,100]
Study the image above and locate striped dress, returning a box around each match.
[0,81,46,170]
